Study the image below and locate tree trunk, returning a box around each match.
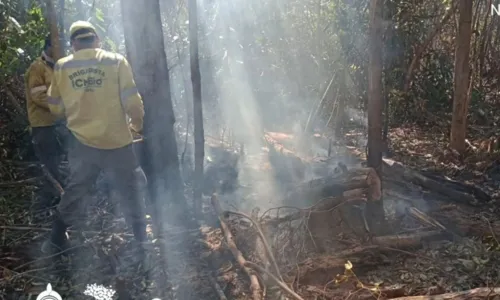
[478,0,493,91]
[188,0,205,215]
[450,0,473,154]
[120,0,186,217]
[367,0,385,235]
[45,0,62,60]
[367,0,383,172]
[57,0,66,55]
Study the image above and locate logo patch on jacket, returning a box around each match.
[69,68,105,91]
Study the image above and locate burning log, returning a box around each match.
[283,167,381,207]
[390,287,500,300]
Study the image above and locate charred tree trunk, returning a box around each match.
[188,0,205,215]
[450,0,473,154]
[120,0,186,218]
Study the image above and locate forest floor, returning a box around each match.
[1,123,500,300]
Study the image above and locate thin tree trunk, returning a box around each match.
[58,0,65,55]
[478,0,493,90]
[367,0,386,235]
[450,0,473,154]
[188,0,204,216]
[368,0,383,172]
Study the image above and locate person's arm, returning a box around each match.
[27,62,50,108]
[47,71,65,118]
[118,56,144,133]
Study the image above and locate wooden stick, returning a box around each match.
[225,210,284,281]
[41,165,64,195]
[372,230,449,249]
[391,287,500,300]
[245,261,305,300]
[211,194,262,300]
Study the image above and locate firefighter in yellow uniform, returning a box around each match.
[25,35,67,205]
[43,21,148,255]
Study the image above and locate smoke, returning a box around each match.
[186,0,356,212]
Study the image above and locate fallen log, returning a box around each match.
[371,230,450,249]
[391,287,500,300]
[382,159,480,206]
[211,194,262,300]
[420,170,490,202]
[283,167,381,207]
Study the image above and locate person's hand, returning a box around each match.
[129,124,143,138]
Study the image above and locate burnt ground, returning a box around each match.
[1,126,500,300]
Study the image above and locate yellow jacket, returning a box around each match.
[47,48,144,149]
[25,56,59,127]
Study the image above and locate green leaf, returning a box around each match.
[95,8,105,22]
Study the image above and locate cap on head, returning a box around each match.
[69,21,97,40]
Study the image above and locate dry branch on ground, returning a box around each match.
[211,194,263,300]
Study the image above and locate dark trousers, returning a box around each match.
[31,126,68,205]
[55,139,147,242]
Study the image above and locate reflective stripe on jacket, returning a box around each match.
[25,57,58,127]
[47,48,144,149]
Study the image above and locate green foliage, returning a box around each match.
[0,5,48,81]
[0,0,497,132]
